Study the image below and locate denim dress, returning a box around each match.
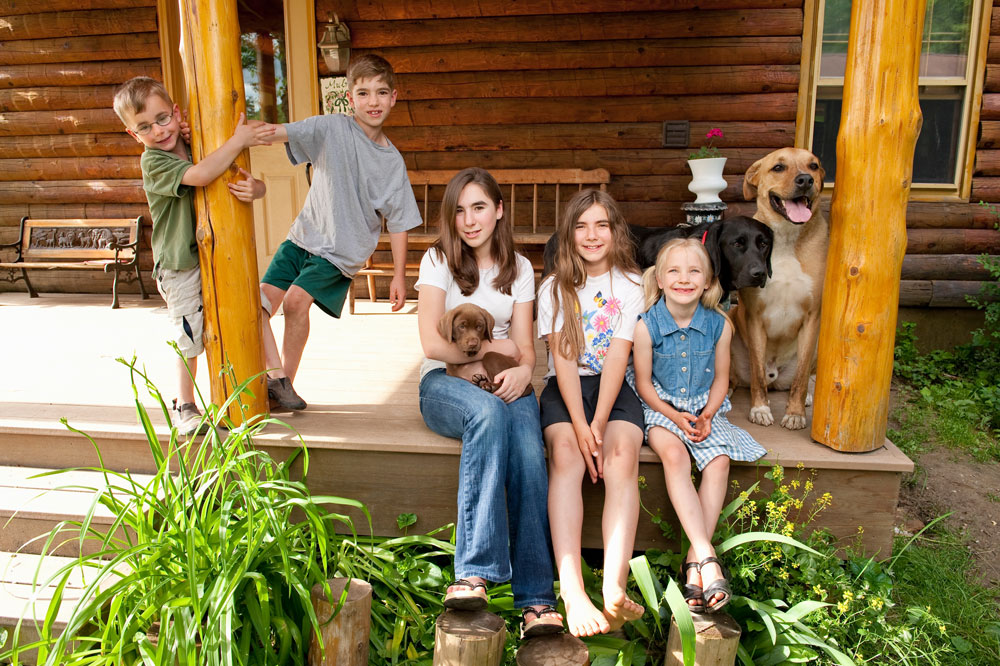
[626,298,766,470]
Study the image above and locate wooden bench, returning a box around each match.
[350,168,610,313]
[0,217,148,309]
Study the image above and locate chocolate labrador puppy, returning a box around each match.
[438,303,533,398]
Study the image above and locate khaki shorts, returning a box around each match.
[156,266,205,358]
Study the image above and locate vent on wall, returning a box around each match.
[662,121,690,148]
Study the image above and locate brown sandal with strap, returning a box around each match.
[521,605,564,639]
[443,578,488,611]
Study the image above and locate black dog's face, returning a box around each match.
[717,216,773,291]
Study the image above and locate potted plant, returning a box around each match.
[2,358,370,666]
[687,128,728,204]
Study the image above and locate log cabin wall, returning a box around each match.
[0,0,157,295]
[327,0,998,311]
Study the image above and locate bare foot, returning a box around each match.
[603,589,644,631]
[562,593,610,637]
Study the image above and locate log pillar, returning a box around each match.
[812,0,925,452]
[665,612,741,666]
[177,0,267,422]
[433,610,506,666]
[309,578,373,666]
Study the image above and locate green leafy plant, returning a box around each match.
[2,358,367,666]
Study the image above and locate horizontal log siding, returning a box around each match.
[316,2,801,232]
[0,0,154,294]
[322,1,997,305]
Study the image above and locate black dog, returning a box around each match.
[542,216,773,294]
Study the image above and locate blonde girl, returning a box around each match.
[416,168,563,639]
[537,189,646,637]
[629,238,766,613]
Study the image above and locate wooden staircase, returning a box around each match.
[0,293,914,659]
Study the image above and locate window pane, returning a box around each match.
[820,0,852,77]
[921,0,972,78]
[821,0,974,79]
[811,89,963,185]
[238,1,289,124]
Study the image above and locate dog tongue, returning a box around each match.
[784,199,811,223]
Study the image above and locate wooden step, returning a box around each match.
[0,466,150,557]
[0,551,84,664]
[0,293,914,556]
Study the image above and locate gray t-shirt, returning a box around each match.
[283,114,422,276]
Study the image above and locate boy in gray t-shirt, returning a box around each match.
[259,54,421,410]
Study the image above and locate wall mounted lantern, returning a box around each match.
[318,16,351,74]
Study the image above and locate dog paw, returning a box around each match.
[805,392,814,407]
[781,413,808,430]
[472,374,494,391]
[749,405,774,426]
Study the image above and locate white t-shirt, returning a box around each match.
[537,268,644,378]
[416,248,536,379]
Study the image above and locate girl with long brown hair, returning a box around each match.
[536,189,646,636]
[415,167,563,639]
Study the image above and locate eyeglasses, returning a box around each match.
[133,112,173,136]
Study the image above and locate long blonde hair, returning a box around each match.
[641,238,727,318]
[431,168,517,296]
[547,189,639,361]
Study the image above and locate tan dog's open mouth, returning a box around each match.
[769,193,814,225]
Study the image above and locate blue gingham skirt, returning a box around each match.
[625,368,767,471]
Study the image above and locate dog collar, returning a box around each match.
[701,230,708,245]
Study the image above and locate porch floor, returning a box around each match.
[0,292,912,554]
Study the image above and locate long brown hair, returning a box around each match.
[547,189,639,361]
[431,167,518,296]
[641,238,727,320]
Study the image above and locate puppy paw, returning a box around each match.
[472,374,495,391]
[781,412,808,430]
[805,392,814,407]
[749,405,774,426]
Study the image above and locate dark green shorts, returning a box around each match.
[261,240,352,318]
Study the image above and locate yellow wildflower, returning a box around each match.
[782,521,795,537]
[796,461,805,470]
[869,597,884,610]
[939,625,947,634]
[843,590,854,602]
[805,479,814,492]
[779,484,789,494]
[837,600,849,613]
[790,480,800,490]
[779,568,789,580]
[638,475,647,490]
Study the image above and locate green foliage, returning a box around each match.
[892,322,1000,461]
[2,359,365,666]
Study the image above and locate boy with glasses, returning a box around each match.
[113,76,274,435]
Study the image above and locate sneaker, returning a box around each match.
[267,376,307,410]
[172,399,206,437]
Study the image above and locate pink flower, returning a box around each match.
[706,128,724,139]
[593,314,609,333]
[604,298,622,316]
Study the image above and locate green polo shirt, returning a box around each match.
[140,145,198,275]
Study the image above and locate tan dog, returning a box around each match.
[438,303,533,398]
[730,147,826,429]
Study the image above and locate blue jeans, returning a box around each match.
[419,369,556,608]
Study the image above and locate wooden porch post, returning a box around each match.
[811,0,925,451]
[177,0,268,421]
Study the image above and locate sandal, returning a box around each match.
[443,578,488,611]
[699,557,732,613]
[521,605,564,639]
[680,561,706,613]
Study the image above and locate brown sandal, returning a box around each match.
[443,578,488,611]
[521,605,564,639]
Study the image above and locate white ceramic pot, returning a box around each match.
[687,157,728,204]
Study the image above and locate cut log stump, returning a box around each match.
[665,612,741,666]
[516,633,589,665]
[433,610,506,666]
[309,578,372,666]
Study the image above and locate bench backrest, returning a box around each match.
[405,168,611,234]
[19,218,142,262]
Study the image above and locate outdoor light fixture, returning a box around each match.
[318,16,351,74]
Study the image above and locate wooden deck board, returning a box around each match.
[0,293,912,554]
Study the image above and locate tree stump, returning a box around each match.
[433,610,506,666]
[309,578,372,666]
[665,612,741,666]
[516,633,589,665]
